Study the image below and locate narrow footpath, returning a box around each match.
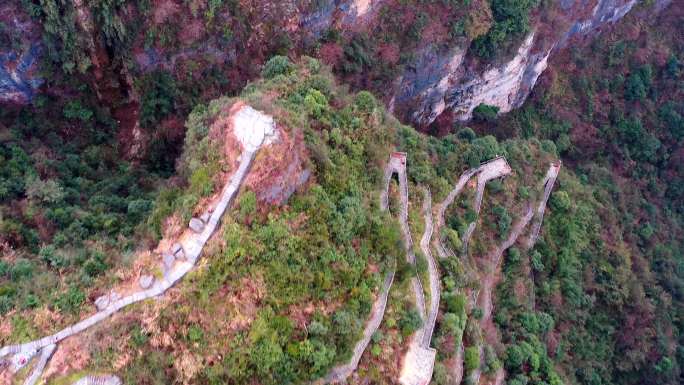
[461,157,512,254]
[470,162,560,385]
[0,105,277,385]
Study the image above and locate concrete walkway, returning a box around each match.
[469,162,559,385]
[419,188,439,349]
[379,154,434,385]
[461,157,512,254]
[399,188,441,385]
[322,271,395,383]
[0,104,278,383]
[433,168,479,259]
[323,152,415,384]
[525,161,561,249]
[0,149,257,381]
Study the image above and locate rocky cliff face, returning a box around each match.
[0,0,672,129]
[0,3,43,104]
[392,0,670,127]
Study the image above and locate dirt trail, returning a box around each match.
[0,106,278,384]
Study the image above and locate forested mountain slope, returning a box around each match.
[0,1,681,385]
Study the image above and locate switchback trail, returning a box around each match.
[380,153,426,318]
[323,152,414,384]
[430,158,510,385]
[433,168,479,259]
[470,162,560,385]
[461,157,512,254]
[525,161,561,249]
[419,188,439,348]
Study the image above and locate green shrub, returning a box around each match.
[262,55,294,79]
[398,308,423,336]
[445,228,463,251]
[0,295,13,315]
[54,286,85,314]
[138,70,178,128]
[471,307,484,319]
[550,191,571,211]
[131,325,149,347]
[10,259,34,281]
[530,250,544,271]
[0,260,9,277]
[484,345,501,373]
[354,91,377,115]
[39,245,68,269]
[457,127,477,142]
[304,89,329,119]
[507,247,521,265]
[187,324,205,344]
[82,251,108,278]
[465,346,481,371]
[624,65,653,102]
[473,104,500,122]
[189,167,214,196]
[63,100,93,121]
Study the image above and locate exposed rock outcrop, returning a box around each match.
[0,0,673,139]
[0,3,43,104]
[392,0,668,126]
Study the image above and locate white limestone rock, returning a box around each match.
[94,295,110,311]
[232,106,278,151]
[139,275,154,289]
[189,217,204,233]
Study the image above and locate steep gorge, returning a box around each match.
[0,0,674,138]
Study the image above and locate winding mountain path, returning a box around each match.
[0,106,277,384]
[430,159,510,385]
[433,168,479,259]
[470,162,560,385]
[381,153,427,318]
[461,157,512,254]
[323,271,395,383]
[525,161,561,249]
[419,188,440,348]
[323,152,416,384]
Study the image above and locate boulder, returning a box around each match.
[94,295,110,311]
[139,275,154,289]
[189,217,204,233]
[200,212,211,223]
